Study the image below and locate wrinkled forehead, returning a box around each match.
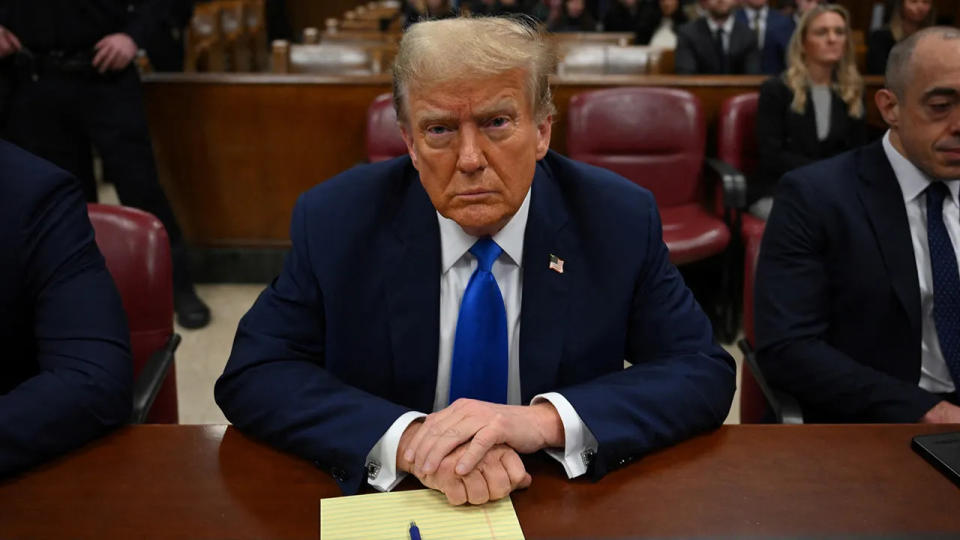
[404,70,534,120]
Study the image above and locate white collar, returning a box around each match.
[883,130,960,205]
[438,187,530,273]
[744,6,768,20]
[706,14,735,35]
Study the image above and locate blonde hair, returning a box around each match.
[889,0,936,42]
[392,16,557,125]
[783,4,863,118]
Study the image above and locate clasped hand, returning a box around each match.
[397,399,564,505]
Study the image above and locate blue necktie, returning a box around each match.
[449,237,508,404]
[926,182,960,384]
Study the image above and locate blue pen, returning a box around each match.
[409,521,422,540]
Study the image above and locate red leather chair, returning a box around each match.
[717,92,767,245]
[88,204,180,424]
[717,92,801,422]
[566,87,732,265]
[366,92,408,162]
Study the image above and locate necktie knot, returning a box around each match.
[470,238,502,273]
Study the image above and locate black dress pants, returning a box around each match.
[3,63,194,292]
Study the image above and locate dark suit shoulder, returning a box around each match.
[295,156,418,236]
[779,143,863,199]
[677,18,707,39]
[760,75,790,95]
[0,140,78,227]
[541,151,655,223]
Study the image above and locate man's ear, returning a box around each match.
[875,89,900,129]
[399,123,419,169]
[535,115,552,160]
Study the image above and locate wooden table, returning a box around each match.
[1,424,958,539]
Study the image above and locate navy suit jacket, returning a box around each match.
[755,140,942,422]
[215,151,736,494]
[0,140,132,477]
[674,17,761,75]
[735,8,794,75]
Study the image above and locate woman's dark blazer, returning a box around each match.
[752,76,866,203]
[866,28,896,75]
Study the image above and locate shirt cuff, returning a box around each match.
[365,410,427,492]
[531,392,599,478]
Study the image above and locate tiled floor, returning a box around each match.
[175,284,744,424]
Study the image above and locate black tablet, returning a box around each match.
[912,431,960,488]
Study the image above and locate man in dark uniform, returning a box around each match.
[0,0,210,329]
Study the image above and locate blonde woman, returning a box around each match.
[866,0,935,74]
[749,4,865,219]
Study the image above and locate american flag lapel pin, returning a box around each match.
[548,254,565,274]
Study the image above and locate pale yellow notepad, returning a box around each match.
[320,489,525,540]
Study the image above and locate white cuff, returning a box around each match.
[364,410,427,492]
[531,392,599,478]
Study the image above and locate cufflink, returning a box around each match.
[366,460,381,480]
[580,448,596,467]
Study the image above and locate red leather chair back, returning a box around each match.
[366,93,408,162]
[88,204,178,424]
[740,218,768,424]
[566,87,706,208]
[718,93,759,177]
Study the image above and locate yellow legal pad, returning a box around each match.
[320,489,525,540]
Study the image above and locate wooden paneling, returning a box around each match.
[142,73,886,248]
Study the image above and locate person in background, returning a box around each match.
[635,0,689,48]
[866,0,934,75]
[142,0,194,72]
[548,0,598,32]
[736,0,795,74]
[749,3,865,219]
[790,0,824,25]
[602,0,643,34]
[755,26,960,423]
[0,0,212,329]
[404,0,459,28]
[0,140,132,477]
[467,0,549,21]
[216,16,734,505]
[674,0,760,74]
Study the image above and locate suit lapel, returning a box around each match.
[519,158,573,403]
[856,141,922,335]
[800,89,819,153]
[382,165,441,413]
[696,19,723,73]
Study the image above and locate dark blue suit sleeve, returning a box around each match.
[755,174,939,421]
[0,175,132,477]
[557,195,736,477]
[215,194,411,495]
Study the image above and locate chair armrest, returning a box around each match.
[130,333,181,424]
[704,157,747,210]
[738,339,804,424]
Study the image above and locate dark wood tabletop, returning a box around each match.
[1,424,958,539]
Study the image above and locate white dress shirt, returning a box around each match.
[649,19,677,50]
[365,189,599,491]
[883,131,959,394]
[706,15,735,54]
[742,6,767,50]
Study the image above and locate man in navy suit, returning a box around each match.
[755,27,960,423]
[216,16,735,505]
[736,0,795,74]
[0,140,132,477]
[675,0,761,74]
